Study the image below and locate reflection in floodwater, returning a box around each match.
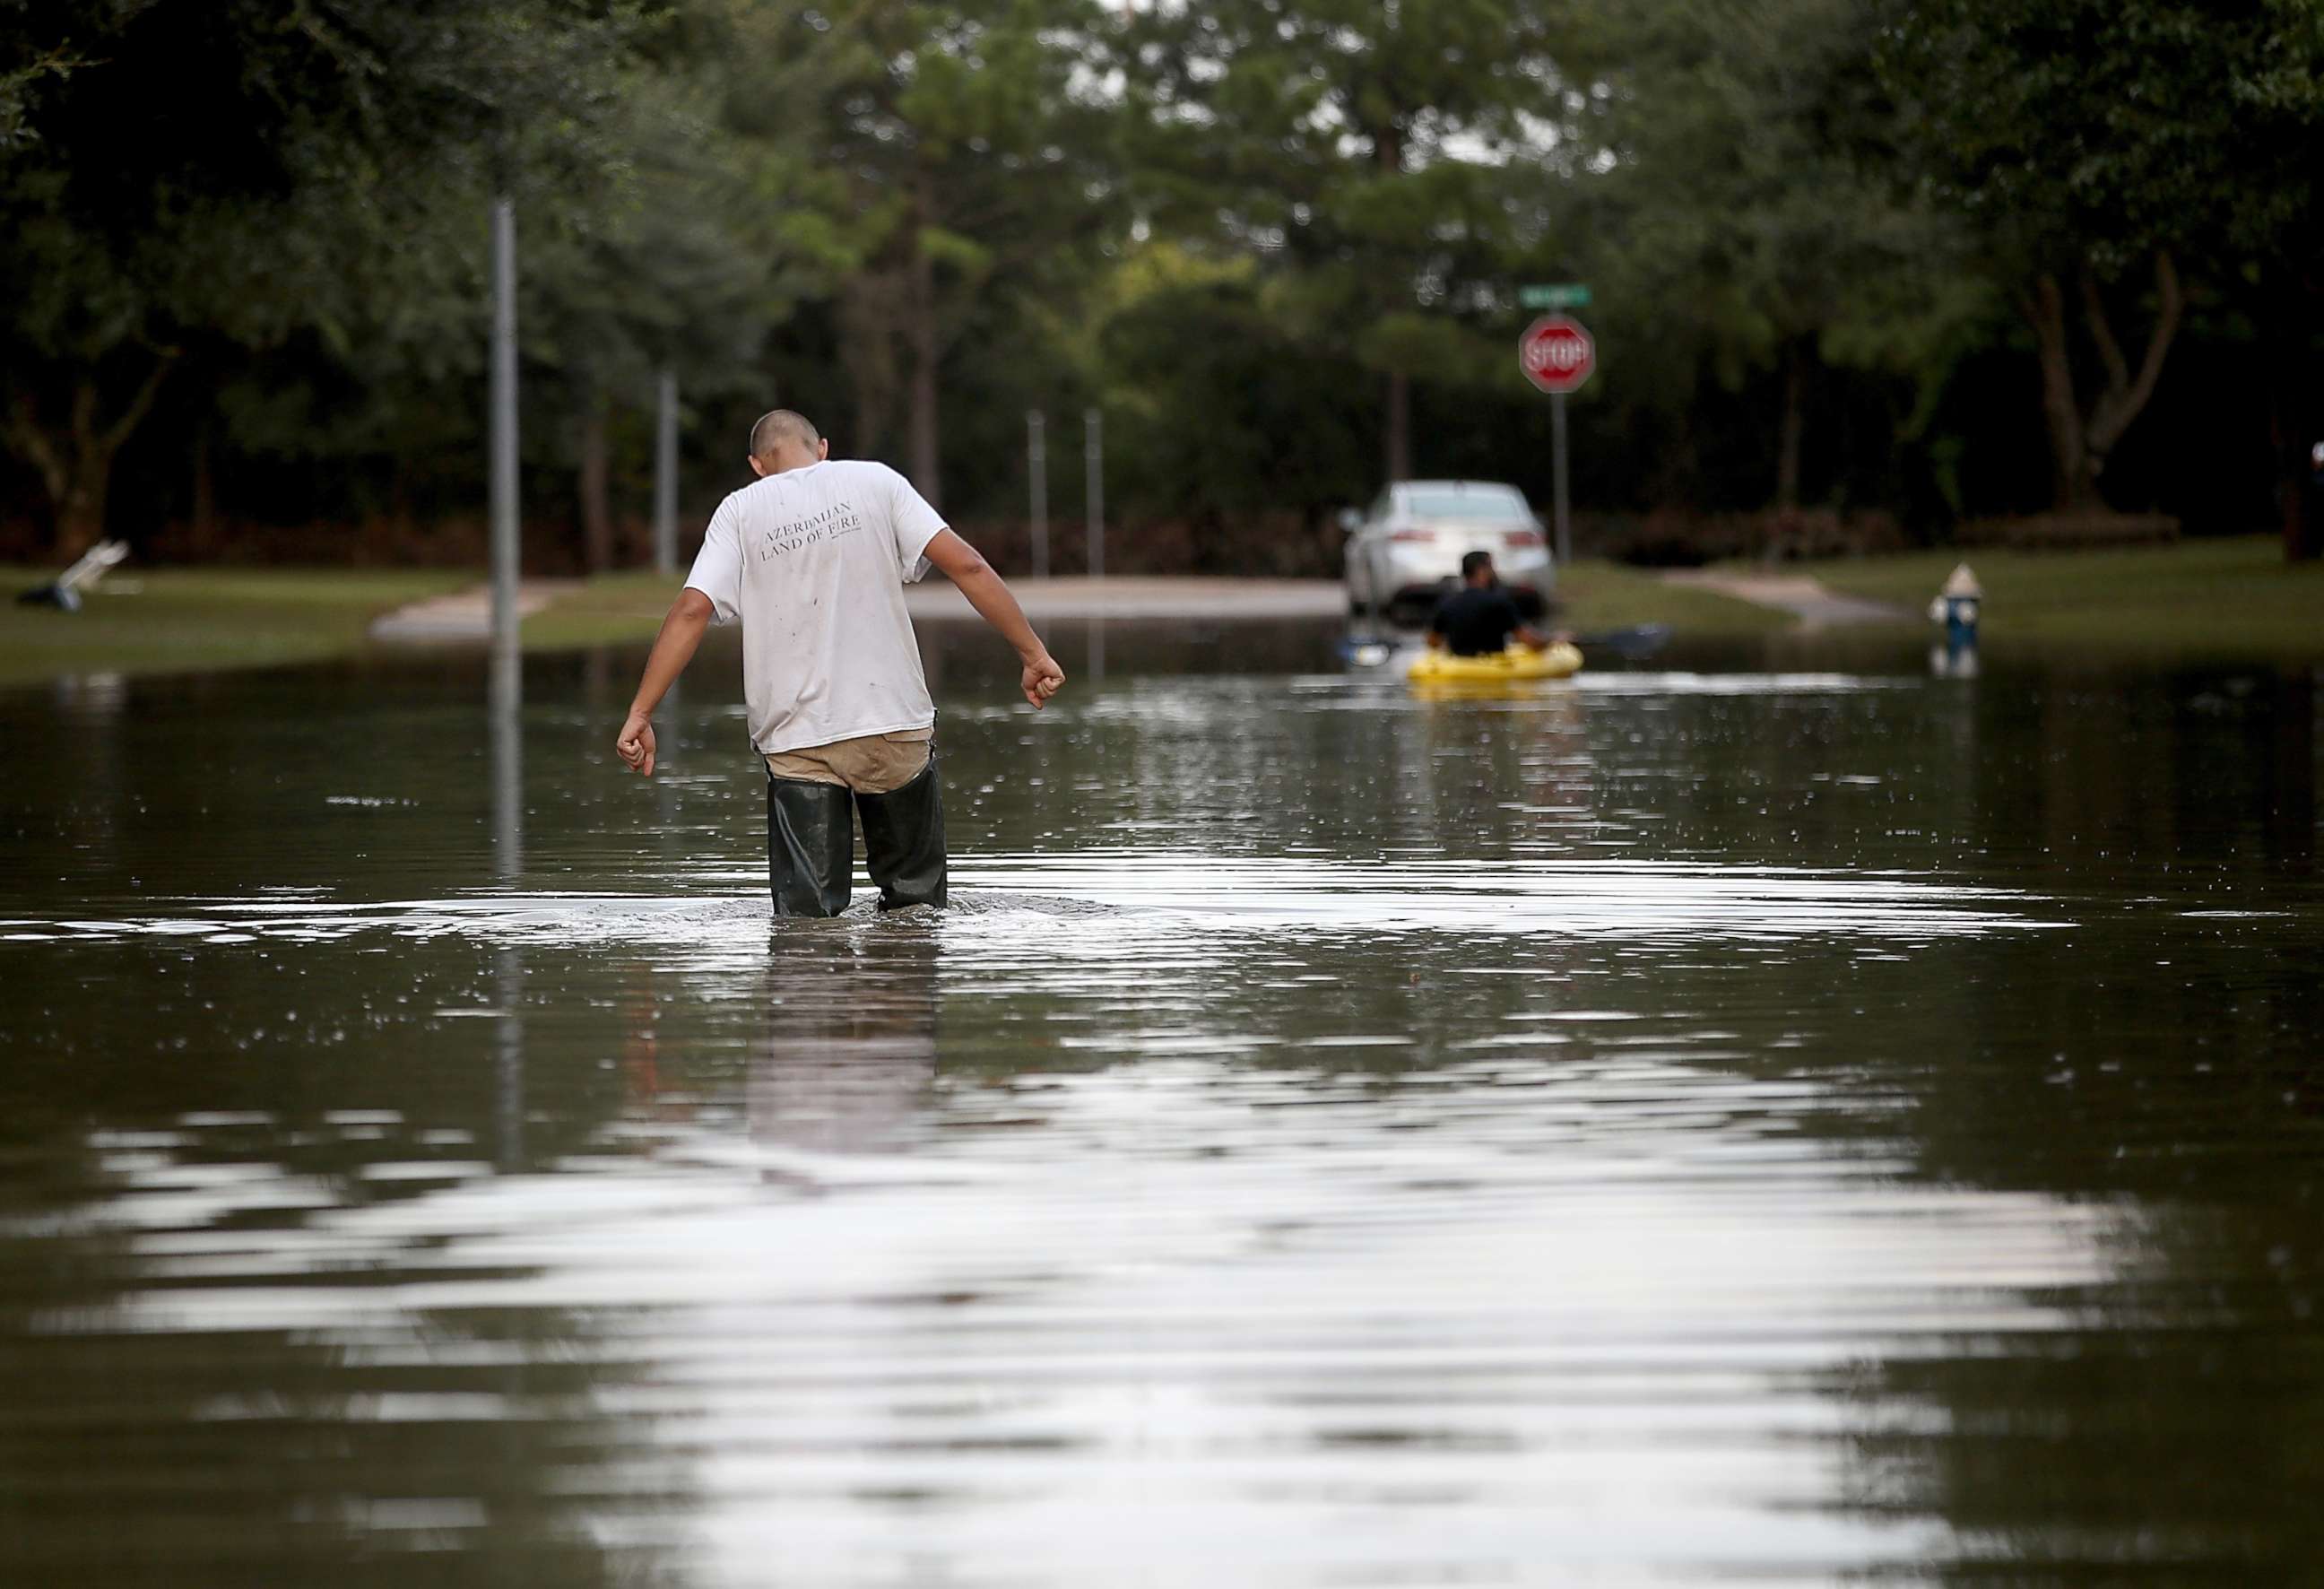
[490,648,524,1168]
[0,632,2318,1583]
[748,926,937,1173]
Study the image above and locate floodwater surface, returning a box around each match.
[2,621,2320,1585]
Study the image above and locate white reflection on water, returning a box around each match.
[53,1048,2126,1584]
[7,852,2061,954]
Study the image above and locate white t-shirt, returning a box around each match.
[684,459,947,756]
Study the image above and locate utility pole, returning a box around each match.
[1084,406,1104,580]
[1028,410,1049,581]
[654,368,679,577]
[489,195,520,670]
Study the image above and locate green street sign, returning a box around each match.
[1520,283,1591,309]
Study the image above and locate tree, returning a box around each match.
[0,0,637,555]
[1585,0,1980,512]
[1879,0,2324,541]
[517,11,805,572]
[724,0,1122,509]
[1094,243,1376,561]
[1130,0,1574,485]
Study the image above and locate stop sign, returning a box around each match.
[1520,314,1594,395]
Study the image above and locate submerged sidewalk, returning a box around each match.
[1658,570,1911,630]
[368,578,581,641]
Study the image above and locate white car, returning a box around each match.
[1341,480,1555,625]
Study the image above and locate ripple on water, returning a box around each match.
[5,851,2061,958]
[37,1053,2131,1583]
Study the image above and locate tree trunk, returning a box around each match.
[905,175,942,508]
[2024,274,2094,510]
[189,420,217,557]
[1384,371,1411,483]
[1775,338,1807,510]
[1378,118,1411,485]
[2276,388,2320,564]
[2078,251,2182,493]
[2023,254,2185,514]
[578,386,613,576]
[54,465,109,559]
[2264,267,2321,564]
[0,358,176,557]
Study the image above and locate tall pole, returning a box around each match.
[1550,390,1572,568]
[1027,410,1048,581]
[489,196,520,663]
[654,368,679,577]
[1084,406,1104,580]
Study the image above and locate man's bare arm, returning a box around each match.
[924,529,1064,708]
[616,588,715,777]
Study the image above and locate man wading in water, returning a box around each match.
[615,410,1063,915]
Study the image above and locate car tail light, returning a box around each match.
[1390,528,1435,543]
[1505,529,1542,549]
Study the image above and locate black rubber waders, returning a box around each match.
[855,760,947,912]
[767,776,854,917]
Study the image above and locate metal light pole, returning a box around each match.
[489,196,520,666]
[1551,391,1572,568]
[654,368,679,577]
[1027,410,1049,581]
[1084,406,1104,580]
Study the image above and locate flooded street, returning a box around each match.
[4,621,2320,1585]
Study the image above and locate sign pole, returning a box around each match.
[1028,410,1048,581]
[1084,406,1104,580]
[653,369,679,577]
[1551,390,1571,567]
[489,195,519,665]
[1518,297,1594,567]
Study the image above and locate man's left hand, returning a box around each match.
[1021,652,1065,708]
[616,712,657,777]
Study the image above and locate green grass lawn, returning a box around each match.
[518,569,680,649]
[1552,560,1793,638]
[1795,536,2323,657]
[0,567,472,689]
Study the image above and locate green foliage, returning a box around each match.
[1873,0,2324,530]
[1875,0,2324,275]
[1125,0,1578,476]
[0,0,2316,563]
[1565,0,1988,506]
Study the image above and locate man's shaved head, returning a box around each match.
[749,408,821,461]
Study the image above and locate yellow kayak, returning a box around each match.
[1408,641,1583,685]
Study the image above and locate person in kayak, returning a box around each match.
[1427,551,1558,656]
[613,408,1064,916]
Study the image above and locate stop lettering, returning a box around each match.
[1520,315,1595,395]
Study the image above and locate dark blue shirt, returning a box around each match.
[1429,586,1522,656]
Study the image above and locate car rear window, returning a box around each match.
[1401,488,1531,521]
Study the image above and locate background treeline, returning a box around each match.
[3,0,2320,574]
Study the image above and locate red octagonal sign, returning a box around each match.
[1520,314,1595,395]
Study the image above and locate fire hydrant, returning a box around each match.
[1928,562,1981,677]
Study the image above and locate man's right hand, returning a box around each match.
[1021,653,1065,708]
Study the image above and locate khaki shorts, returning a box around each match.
[763,726,933,794]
